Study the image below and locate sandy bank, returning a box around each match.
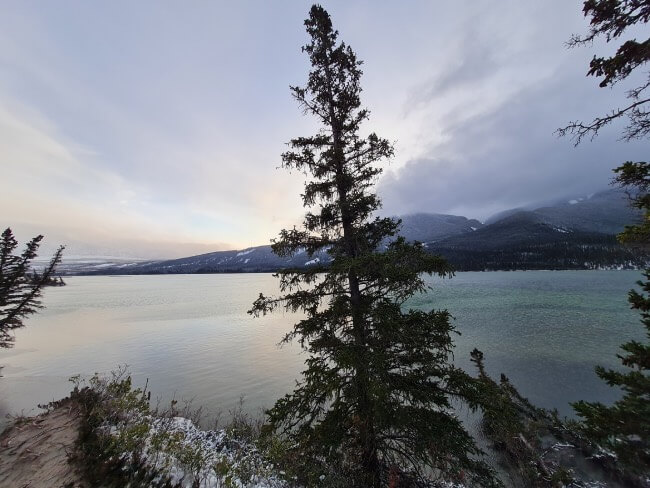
[0,401,87,488]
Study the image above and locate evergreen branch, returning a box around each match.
[557,96,650,144]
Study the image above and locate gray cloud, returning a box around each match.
[2,0,647,256]
[379,37,650,221]
[404,24,500,115]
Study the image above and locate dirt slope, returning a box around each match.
[0,403,87,488]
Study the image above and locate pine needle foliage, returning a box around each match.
[559,1,650,475]
[572,166,650,474]
[558,0,650,143]
[0,227,64,348]
[250,6,497,487]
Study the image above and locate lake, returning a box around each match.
[0,271,644,431]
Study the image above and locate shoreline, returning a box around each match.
[60,266,647,278]
[1,369,643,488]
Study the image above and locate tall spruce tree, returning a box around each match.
[250,6,496,487]
[572,163,650,473]
[558,0,650,475]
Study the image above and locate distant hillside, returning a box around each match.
[426,190,645,270]
[103,246,333,275]
[485,189,640,233]
[484,207,526,225]
[69,189,646,275]
[396,213,483,243]
[74,212,483,275]
[531,190,640,234]
[427,213,641,271]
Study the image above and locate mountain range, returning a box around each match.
[63,189,645,275]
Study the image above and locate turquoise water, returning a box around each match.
[410,270,643,415]
[0,271,643,429]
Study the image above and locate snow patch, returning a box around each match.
[236,249,255,257]
[138,416,288,488]
[551,442,575,451]
[304,257,320,266]
[568,199,579,205]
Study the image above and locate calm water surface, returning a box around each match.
[0,271,644,429]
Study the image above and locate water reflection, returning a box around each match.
[0,271,643,432]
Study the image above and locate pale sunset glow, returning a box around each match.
[1,1,647,258]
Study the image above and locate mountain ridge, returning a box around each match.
[63,188,646,275]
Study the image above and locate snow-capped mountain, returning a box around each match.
[67,189,645,274]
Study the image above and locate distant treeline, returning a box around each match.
[77,242,646,276]
[430,234,646,271]
[29,270,66,286]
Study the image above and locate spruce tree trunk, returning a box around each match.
[330,115,380,486]
[340,189,380,486]
[323,45,379,477]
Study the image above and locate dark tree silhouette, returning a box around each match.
[557,0,650,475]
[250,6,497,487]
[0,228,64,348]
[557,0,650,143]
[614,160,650,246]
[572,162,650,474]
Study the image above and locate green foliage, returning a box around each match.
[560,1,650,478]
[615,160,650,246]
[250,5,497,487]
[578,1,650,89]
[569,162,650,475]
[0,227,63,348]
[68,370,291,487]
[572,158,650,477]
[548,467,574,486]
[572,269,650,472]
[69,370,175,487]
[558,0,650,142]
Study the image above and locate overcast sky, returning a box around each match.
[1,1,648,259]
